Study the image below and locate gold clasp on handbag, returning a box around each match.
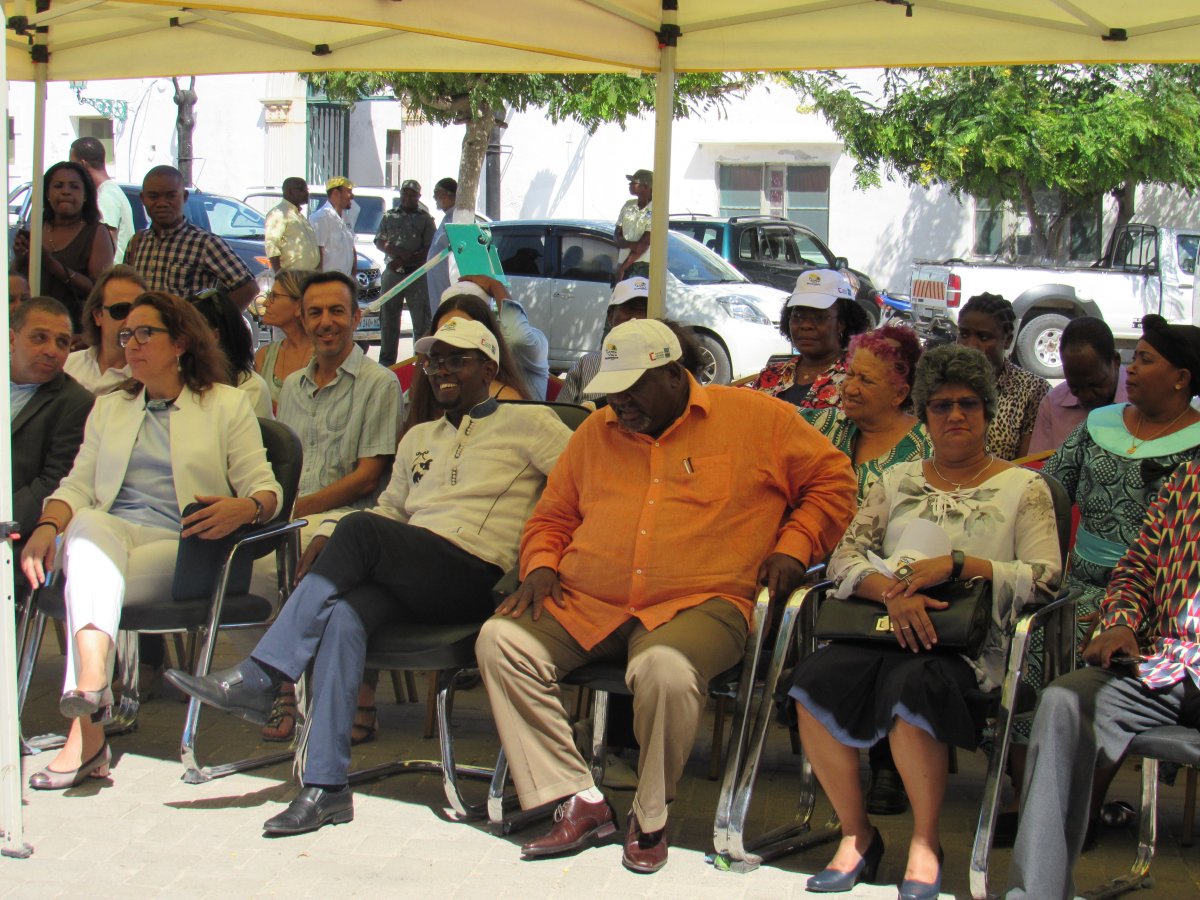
[874,614,891,632]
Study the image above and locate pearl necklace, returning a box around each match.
[930,453,993,491]
[1126,407,1190,455]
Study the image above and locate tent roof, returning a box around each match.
[6,1,1200,82]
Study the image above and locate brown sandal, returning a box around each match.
[261,685,299,742]
[351,705,378,746]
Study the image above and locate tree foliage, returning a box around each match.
[783,66,1200,261]
[304,71,761,213]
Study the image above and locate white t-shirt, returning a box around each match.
[97,179,135,259]
[64,347,131,395]
[310,204,356,277]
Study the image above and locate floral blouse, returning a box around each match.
[745,353,848,410]
[828,461,1062,690]
[801,407,933,503]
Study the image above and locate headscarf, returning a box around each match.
[1140,314,1200,397]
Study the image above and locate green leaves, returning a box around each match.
[784,65,1200,261]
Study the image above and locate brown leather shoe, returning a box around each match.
[521,794,618,859]
[621,813,668,874]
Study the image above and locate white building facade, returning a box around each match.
[8,75,1195,293]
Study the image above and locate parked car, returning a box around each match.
[12,181,383,344]
[907,222,1200,378]
[668,214,882,326]
[488,219,791,384]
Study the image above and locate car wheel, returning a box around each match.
[694,333,733,385]
[856,297,881,328]
[1015,312,1070,380]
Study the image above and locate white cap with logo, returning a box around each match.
[413,317,500,364]
[788,268,855,310]
[583,319,681,395]
[609,276,650,308]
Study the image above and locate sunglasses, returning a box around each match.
[926,397,984,416]
[420,353,487,374]
[117,326,170,347]
[103,302,133,320]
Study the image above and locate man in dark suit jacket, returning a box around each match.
[10,297,94,575]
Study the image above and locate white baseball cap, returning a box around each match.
[413,317,500,364]
[788,268,855,310]
[439,281,491,306]
[583,319,681,395]
[609,276,650,308]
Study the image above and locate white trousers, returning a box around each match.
[61,508,178,693]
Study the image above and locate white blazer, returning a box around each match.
[50,383,282,518]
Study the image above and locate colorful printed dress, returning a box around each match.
[1014,403,1200,739]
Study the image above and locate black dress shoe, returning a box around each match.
[866,765,909,815]
[164,663,275,726]
[263,786,354,836]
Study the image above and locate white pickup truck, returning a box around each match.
[906,223,1200,378]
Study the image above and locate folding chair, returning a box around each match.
[17,418,306,784]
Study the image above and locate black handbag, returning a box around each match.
[814,577,993,658]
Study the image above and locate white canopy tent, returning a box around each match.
[4,0,1200,857]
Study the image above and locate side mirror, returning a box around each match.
[834,256,849,270]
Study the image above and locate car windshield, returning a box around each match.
[667,233,747,285]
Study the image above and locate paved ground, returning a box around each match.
[5,631,1198,899]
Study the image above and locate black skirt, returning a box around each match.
[788,642,984,750]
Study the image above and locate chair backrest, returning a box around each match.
[498,399,592,432]
[390,357,417,392]
[1033,469,1073,571]
[258,417,303,521]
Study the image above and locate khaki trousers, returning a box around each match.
[476,597,747,832]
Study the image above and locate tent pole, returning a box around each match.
[28,53,48,295]
[1,35,34,862]
[647,1,678,320]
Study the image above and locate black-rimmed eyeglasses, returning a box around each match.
[117,326,171,347]
[420,353,487,374]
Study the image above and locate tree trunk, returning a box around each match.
[171,77,198,186]
[456,100,492,217]
[1113,180,1137,230]
[1017,176,1048,261]
[485,104,508,220]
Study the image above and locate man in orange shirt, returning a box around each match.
[477,318,857,873]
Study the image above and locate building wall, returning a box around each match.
[8,76,1194,293]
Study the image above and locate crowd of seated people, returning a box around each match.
[11,174,1200,896]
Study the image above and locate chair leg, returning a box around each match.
[709,696,727,781]
[403,670,419,703]
[424,671,439,738]
[1183,766,1196,848]
[587,690,609,786]
[1080,757,1158,899]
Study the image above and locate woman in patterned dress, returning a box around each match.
[955,293,1050,460]
[788,344,1061,897]
[746,268,871,410]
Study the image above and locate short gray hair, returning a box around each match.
[911,343,997,423]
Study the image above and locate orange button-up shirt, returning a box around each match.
[520,377,858,649]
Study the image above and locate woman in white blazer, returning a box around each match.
[21,291,282,790]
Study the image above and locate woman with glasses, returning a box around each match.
[64,265,146,394]
[787,344,1060,898]
[254,269,314,412]
[955,293,1050,460]
[21,291,281,791]
[746,268,871,410]
[11,161,116,333]
[189,286,272,418]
